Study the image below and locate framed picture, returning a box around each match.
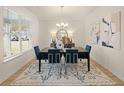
[90,21,100,45]
[90,11,121,49]
[100,11,121,49]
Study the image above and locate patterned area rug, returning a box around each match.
[11,61,115,85]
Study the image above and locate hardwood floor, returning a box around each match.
[1,59,124,86]
[0,59,34,86]
[91,59,124,86]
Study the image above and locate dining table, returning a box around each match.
[38,47,90,72]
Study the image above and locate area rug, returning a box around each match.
[11,61,115,86]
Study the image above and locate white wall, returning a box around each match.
[39,20,85,49]
[0,7,4,63]
[84,6,124,81]
[0,7,39,83]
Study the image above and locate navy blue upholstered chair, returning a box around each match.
[34,46,40,60]
[28,46,40,73]
[85,45,91,53]
[34,46,48,61]
[65,49,78,63]
[78,44,92,61]
[48,49,61,63]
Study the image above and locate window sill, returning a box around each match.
[4,48,32,63]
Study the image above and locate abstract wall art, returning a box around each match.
[100,11,121,49]
[90,21,100,45]
[90,11,121,49]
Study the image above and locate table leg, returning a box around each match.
[88,55,90,71]
[39,59,41,72]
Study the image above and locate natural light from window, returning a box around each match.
[3,8,32,59]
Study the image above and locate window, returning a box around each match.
[3,8,32,58]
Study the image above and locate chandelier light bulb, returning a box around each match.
[56,23,60,27]
[64,23,68,27]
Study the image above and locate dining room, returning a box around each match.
[0,6,124,86]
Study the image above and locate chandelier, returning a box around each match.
[56,6,68,28]
[55,6,68,41]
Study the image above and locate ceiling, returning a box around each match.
[26,6,98,21]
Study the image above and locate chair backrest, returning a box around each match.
[48,49,60,63]
[66,49,78,63]
[85,45,92,53]
[33,46,40,60]
[64,44,72,48]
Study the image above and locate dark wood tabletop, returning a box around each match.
[41,47,88,53]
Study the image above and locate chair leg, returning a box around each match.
[39,59,41,72]
[88,57,90,71]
